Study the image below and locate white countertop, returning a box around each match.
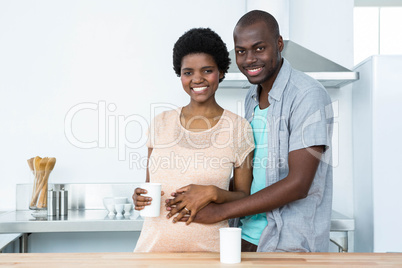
[0,209,353,234]
[0,210,143,233]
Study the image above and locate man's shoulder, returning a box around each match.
[283,67,331,107]
[288,67,327,95]
[245,84,258,99]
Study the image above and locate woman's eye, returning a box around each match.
[204,70,212,73]
[236,50,245,55]
[183,72,191,76]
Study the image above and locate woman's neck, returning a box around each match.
[184,100,223,118]
[180,102,224,131]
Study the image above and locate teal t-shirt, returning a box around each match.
[240,105,269,246]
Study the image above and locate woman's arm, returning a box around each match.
[166,151,253,224]
[210,150,253,203]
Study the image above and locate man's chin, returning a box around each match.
[246,76,266,85]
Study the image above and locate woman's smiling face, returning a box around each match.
[180,53,223,105]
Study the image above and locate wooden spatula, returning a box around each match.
[30,157,48,207]
[37,157,56,208]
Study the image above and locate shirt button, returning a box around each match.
[254,97,257,101]
[252,112,254,116]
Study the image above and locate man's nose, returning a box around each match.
[245,51,257,64]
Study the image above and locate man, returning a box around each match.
[169,10,334,252]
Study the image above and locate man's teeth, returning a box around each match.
[248,67,262,73]
[192,87,207,92]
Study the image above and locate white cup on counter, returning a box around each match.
[124,203,133,215]
[219,227,242,264]
[115,204,124,217]
[139,183,161,217]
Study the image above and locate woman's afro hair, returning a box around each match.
[173,28,231,83]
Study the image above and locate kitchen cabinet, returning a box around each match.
[352,55,402,252]
[0,233,22,253]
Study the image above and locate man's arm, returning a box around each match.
[165,151,254,224]
[189,145,324,224]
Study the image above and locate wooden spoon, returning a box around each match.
[30,157,48,207]
[27,158,34,174]
[28,157,36,208]
[37,157,56,208]
[33,156,42,180]
[29,156,42,208]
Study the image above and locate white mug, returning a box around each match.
[139,183,162,217]
[220,227,242,264]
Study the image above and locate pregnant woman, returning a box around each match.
[133,28,254,252]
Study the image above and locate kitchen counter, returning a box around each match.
[0,210,143,233]
[0,209,354,252]
[0,209,352,234]
[1,252,402,267]
[4,184,355,252]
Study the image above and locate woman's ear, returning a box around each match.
[219,71,224,80]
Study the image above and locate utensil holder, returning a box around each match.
[29,173,50,210]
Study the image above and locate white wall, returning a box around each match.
[0,0,245,210]
[0,0,355,221]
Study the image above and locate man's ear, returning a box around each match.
[278,35,284,52]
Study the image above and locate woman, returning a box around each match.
[133,28,254,252]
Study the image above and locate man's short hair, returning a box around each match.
[236,10,280,38]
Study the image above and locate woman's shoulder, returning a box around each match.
[152,108,181,124]
[222,109,251,127]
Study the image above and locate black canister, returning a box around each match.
[47,189,57,216]
[59,188,68,216]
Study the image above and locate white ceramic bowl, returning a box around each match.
[114,197,128,204]
[106,204,116,215]
[115,204,124,217]
[103,197,129,213]
[103,197,115,210]
[124,203,132,214]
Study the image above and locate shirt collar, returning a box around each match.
[250,58,292,102]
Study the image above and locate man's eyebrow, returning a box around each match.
[252,41,265,47]
[235,41,265,49]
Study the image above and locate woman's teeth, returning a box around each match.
[192,86,207,92]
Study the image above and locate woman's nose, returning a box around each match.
[192,73,204,83]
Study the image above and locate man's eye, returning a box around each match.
[236,50,245,54]
[204,70,212,73]
[256,47,265,52]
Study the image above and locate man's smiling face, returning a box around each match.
[234,21,283,89]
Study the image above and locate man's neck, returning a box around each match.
[258,85,270,109]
